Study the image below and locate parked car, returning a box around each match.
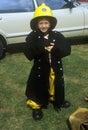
[0,0,88,59]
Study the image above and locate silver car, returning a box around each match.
[0,0,88,59]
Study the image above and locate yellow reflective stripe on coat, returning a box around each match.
[26,99,41,109]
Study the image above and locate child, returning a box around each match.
[24,3,71,120]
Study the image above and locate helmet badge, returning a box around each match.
[42,8,47,12]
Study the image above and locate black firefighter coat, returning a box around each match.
[24,30,71,108]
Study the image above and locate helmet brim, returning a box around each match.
[30,16,57,30]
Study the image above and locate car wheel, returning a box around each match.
[0,40,6,59]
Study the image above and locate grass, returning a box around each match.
[0,44,88,130]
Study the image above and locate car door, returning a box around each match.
[0,0,35,44]
[36,0,84,38]
[54,5,84,38]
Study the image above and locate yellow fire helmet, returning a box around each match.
[30,3,57,30]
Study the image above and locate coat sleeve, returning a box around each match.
[51,32,71,58]
[24,32,36,60]
[24,31,45,60]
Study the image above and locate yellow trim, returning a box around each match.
[26,99,41,109]
[49,67,55,101]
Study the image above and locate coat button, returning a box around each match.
[58,61,60,64]
[38,75,40,77]
[60,68,62,70]
[38,59,41,62]
[38,36,41,38]
[53,39,55,42]
[38,67,40,69]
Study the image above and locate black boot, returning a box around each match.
[61,100,71,108]
[32,109,43,120]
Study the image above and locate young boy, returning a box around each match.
[24,3,71,120]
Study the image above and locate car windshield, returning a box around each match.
[36,0,67,9]
[0,0,34,13]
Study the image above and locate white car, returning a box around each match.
[0,0,88,59]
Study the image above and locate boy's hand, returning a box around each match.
[45,43,54,52]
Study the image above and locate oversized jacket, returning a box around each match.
[24,30,71,108]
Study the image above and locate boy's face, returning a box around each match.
[38,18,50,33]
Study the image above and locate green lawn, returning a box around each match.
[0,44,88,130]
